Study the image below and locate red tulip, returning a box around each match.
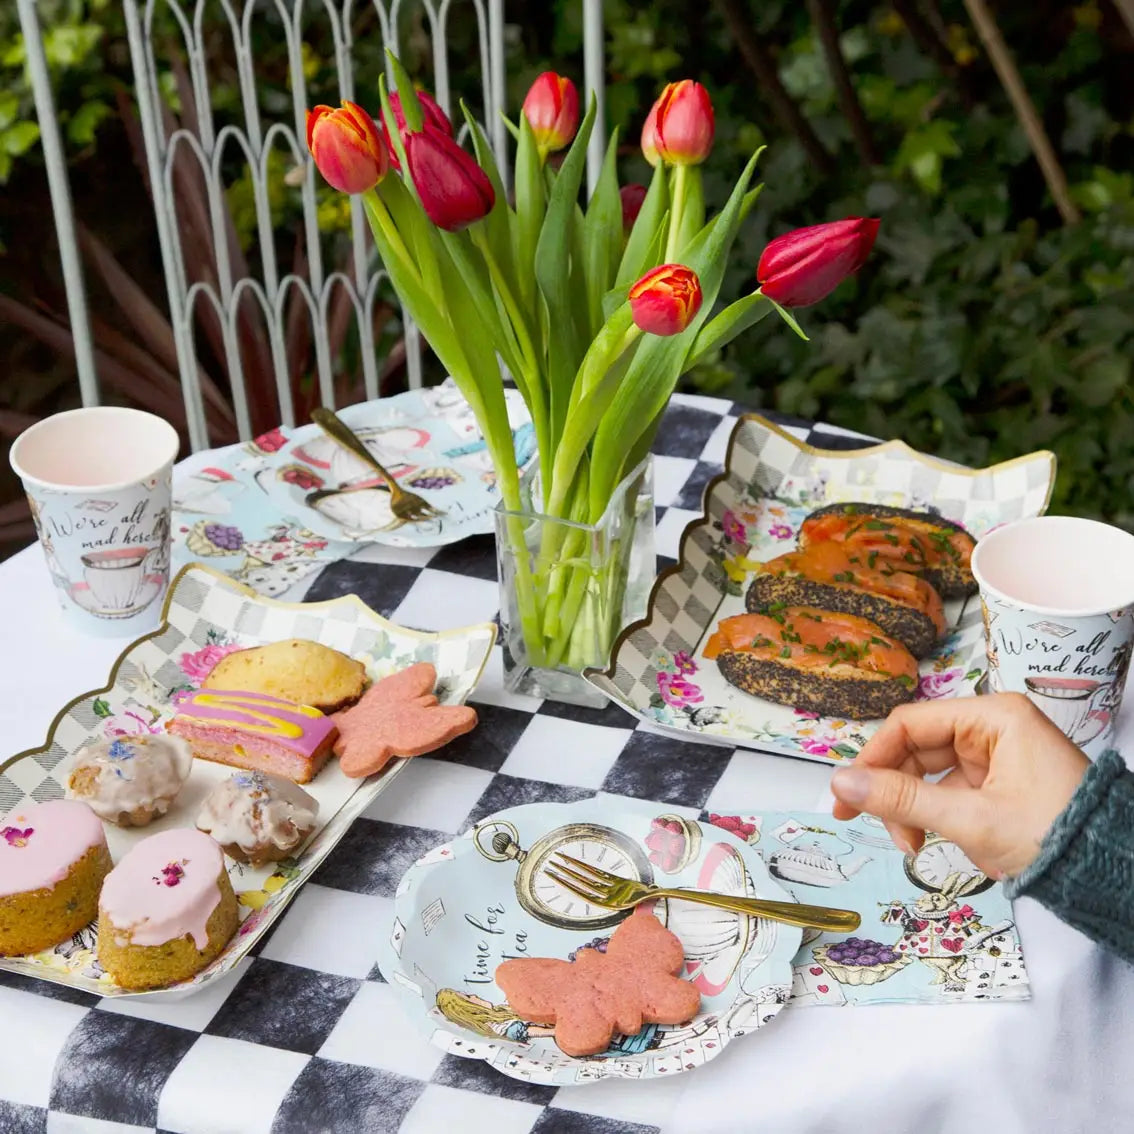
[380,90,453,169]
[629,263,703,336]
[757,217,880,307]
[306,101,389,194]
[620,184,648,231]
[640,102,661,168]
[522,72,580,159]
[645,80,714,166]
[404,125,496,232]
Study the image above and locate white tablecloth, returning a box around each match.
[2,498,1132,1134]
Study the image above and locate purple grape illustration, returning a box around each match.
[203,524,244,552]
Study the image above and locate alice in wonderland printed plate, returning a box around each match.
[0,563,495,998]
[586,415,1056,764]
[377,798,802,1086]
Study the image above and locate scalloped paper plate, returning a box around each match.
[586,415,1056,764]
[0,562,495,998]
[377,798,801,1086]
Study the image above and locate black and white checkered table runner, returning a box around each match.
[0,398,875,1134]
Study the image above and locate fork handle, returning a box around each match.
[654,888,861,933]
[310,407,399,494]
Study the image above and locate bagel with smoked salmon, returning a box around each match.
[798,503,976,599]
[704,607,919,719]
[745,542,945,658]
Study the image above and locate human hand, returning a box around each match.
[829,693,1089,880]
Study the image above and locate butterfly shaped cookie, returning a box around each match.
[495,906,701,1057]
[332,662,477,777]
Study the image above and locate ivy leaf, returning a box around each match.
[92,698,112,719]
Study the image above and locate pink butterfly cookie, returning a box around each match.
[332,662,477,778]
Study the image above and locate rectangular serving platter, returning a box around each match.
[587,415,1055,764]
[0,562,495,998]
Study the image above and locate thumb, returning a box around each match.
[830,766,977,851]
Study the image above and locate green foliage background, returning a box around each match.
[1,0,1132,528]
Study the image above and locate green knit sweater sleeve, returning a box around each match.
[1004,749,1134,964]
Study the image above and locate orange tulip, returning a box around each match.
[629,263,703,336]
[644,81,714,166]
[306,101,389,194]
[522,72,580,159]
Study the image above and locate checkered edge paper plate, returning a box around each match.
[586,415,1056,764]
[0,563,496,999]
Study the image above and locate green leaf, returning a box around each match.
[92,697,112,719]
[615,161,669,290]
[767,296,810,341]
[534,96,597,441]
[384,50,423,132]
[581,128,623,339]
[67,99,110,146]
[3,121,40,157]
[377,76,410,178]
[461,102,519,302]
[588,149,764,514]
[0,94,19,131]
[673,164,705,257]
[684,292,773,372]
[514,112,545,314]
[964,669,984,683]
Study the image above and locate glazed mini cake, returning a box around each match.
[0,799,112,956]
[196,771,319,866]
[168,689,337,784]
[97,828,239,990]
[66,734,193,827]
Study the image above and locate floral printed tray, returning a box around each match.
[0,563,495,998]
[586,416,1056,764]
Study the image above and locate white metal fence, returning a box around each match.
[14,0,608,452]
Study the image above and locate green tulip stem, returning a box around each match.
[663,163,688,263]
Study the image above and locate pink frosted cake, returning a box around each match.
[168,689,337,784]
[97,827,239,989]
[0,799,112,956]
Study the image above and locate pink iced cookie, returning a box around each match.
[332,662,477,778]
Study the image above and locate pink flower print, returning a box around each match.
[103,711,162,740]
[917,668,963,700]
[794,709,821,720]
[657,672,704,709]
[721,510,747,545]
[673,650,697,675]
[768,523,793,541]
[800,737,834,757]
[708,814,757,842]
[179,642,242,684]
[1,826,33,848]
[251,427,286,453]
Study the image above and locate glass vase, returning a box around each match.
[494,456,656,708]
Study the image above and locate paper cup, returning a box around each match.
[971,516,1134,757]
[10,407,180,637]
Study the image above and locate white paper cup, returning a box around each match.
[971,516,1134,757]
[10,407,180,637]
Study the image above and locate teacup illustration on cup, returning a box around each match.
[1023,676,1115,748]
[75,546,165,618]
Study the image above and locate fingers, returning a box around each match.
[830,764,988,854]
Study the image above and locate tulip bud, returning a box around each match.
[757,217,880,307]
[620,184,648,231]
[629,263,703,336]
[306,101,389,194]
[403,125,496,232]
[523,72,580,160]
[640,103,661,167]
[380,90,453,170]
[645,80,714,166]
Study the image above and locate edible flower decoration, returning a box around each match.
[2,826,34,848]
[154,860,188,887]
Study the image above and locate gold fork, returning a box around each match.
[310,407,445,528]
[549,853,861,934]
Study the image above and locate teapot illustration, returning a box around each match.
[767,841,871,888]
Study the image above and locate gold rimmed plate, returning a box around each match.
[0,562,496,998]
[585,414,1056,764]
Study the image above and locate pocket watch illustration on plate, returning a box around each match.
[903,834,993,897]
[473,819,654,930]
